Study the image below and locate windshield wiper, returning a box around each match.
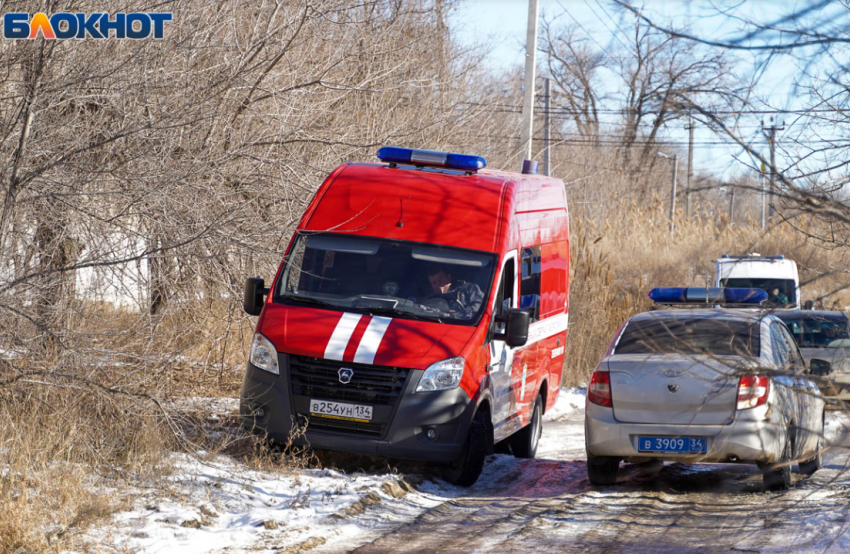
[279,295,340,309]
[360,306,442,323]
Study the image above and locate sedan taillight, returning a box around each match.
[737,375,769,410]
[588,371,612,407]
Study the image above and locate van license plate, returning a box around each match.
[638,436,707,454]
[310,400,372,422]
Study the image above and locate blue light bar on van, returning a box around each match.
[649,287,768,304]
[377,146,486,172]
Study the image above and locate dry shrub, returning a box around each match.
[0,379,174,553]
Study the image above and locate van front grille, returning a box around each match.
[290,356,408,406]
[289,355,410,438]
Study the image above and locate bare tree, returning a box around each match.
[539,18,604,139]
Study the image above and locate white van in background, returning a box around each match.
[715,254,801,310]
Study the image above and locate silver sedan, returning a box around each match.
[585,308,825,490]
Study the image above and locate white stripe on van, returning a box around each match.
[353,316,392,364]
[324,313,363,361]
[526,312,569,345]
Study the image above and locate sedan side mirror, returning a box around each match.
[810,358,832,376]
[496,308,530,348]
[243,278,270,316]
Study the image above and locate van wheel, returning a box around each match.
[511,394,543,459]
[587,452,620,485]
[494,439,512,454]
[761,435,792,491]
[799,433,823,475]
[442,410,488,487]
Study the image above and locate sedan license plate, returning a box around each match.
[310,399,372,422]
[638,436,707,454]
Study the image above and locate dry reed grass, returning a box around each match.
[0,385,170,553]
[563,200,850,386]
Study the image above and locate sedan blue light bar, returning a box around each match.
[377,146,486,173]
[649,287,768,305]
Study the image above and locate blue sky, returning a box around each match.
[449,1,829,181]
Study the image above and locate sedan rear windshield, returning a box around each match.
[615,317,760,356]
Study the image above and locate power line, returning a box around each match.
[556,0,615,59]
[585,0,635,55]
[479,107,770,129]
[458,100,850,116]
[472,134,848,147]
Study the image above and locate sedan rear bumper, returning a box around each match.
[585,401,785,464]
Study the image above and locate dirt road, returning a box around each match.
[341,412,850,554]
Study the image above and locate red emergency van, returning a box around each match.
[241,147,570,486]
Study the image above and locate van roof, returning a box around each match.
[302,163,566,252]
[716,257,798,280]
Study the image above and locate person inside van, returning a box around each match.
[768,287,789,306]
[424,265,485,319]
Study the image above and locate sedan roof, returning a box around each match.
[632,308,768,324]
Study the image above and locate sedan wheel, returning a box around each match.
[762,435,792,491]
[799,418,824,475]
[587,452,620,486]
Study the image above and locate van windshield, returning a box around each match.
[721,278,796,307]
[276,233,497,325]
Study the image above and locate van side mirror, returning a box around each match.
[810,358,832,376]
[244,278,270,316]
[496,308,529,348]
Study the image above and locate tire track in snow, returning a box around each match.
[332,412,850,553]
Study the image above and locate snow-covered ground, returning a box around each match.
[75,389,586,553]
[73,391,850,553]
[543,388,586,421]
[87,454,456,554]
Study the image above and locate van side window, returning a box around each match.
[493,260,515,334]
[520,246,541,322]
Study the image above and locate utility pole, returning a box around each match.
[728,187,736,225]
[762,118,785,224]
[543,77,551,176]
[759,164,766,230]
[669,154,678,234]
[656,151,678,235]
[685,115,694,220]
[519,0,540,163]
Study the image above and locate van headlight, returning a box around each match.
[249,333,279,375]
[416,357,465,392]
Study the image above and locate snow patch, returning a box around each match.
[543,388,586,421]
[82,453,448,554]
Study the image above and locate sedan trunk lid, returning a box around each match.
[608,354,747,425]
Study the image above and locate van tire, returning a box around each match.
[442,410,488,487]
[762,435,792,491]
[494,439,512,454]
[587,453,619,485]
[511,394,543,459]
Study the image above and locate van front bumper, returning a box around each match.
[585,401,785,464]
[239,356,476,462]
